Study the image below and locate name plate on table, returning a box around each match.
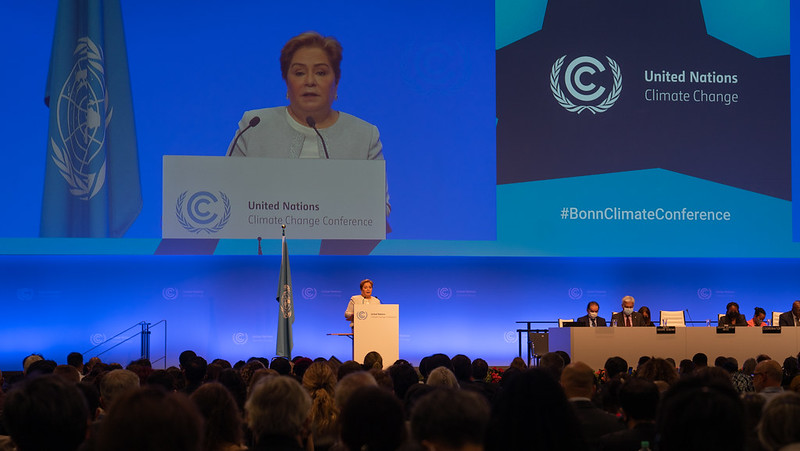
[716,326,736,334]
[656,326,676,334]
[762,326,782,334]
[163,156,386,239]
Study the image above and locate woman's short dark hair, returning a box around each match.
[280,31,343,83]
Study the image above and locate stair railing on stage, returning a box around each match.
[82,320,168,369]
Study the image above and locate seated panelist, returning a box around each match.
[717,301,747,327]
[611,296,646,327]
[576,301,606,327]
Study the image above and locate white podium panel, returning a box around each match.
[162,156,386,239]
[354,304,399,369]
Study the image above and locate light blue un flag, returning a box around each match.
[41,0,142,237]
[276,233,294,358]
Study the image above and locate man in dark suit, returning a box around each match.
[577,301,607,327]
[561,362,624,448]
[778,300,800,326]
[717,301,748,327]
[598,378,658,451]
[611,296,646,327]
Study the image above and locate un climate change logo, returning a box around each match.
[551,55,622,114]
[176,191,231,234]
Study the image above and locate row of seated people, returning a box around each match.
[569,298,800,327]
[1,348,800,451]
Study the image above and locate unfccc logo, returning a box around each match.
[551,55,622,114]
[176,191,231,234]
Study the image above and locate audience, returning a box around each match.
[4,348,800,451]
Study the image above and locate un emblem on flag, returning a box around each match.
[176,191,231,233]
[50,37,111,200]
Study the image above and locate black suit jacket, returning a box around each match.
[577,315,607,327]
[570,399,625,447]
[779,311,798,326]
[611,312,646,327]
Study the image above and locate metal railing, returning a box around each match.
[82,320,168,368]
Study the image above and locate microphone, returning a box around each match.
[226,116,261,156]
[306,116,330,159]
[684,308,694,327]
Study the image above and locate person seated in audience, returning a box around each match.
[269,357,292,376]
[678,359,695,377]
[302,362,338,451]
[778,300,800,326]
[426,366,459,388]
[598,378,659,451]
[782,357,799,388]
[362,351,383,371]
[577,301,607,327]
[410,388,490,451]
[190,382,246,451]
[753,360,784,404]
[692,352,708,369]
[339,386,407,451]
[2,375,89,451]
[656,372,745,451]
[465,358,498,404]
[334,371,377,411]
[537,352,565,381]
[611,296,646,327]
[96,386,204,451]
[387,361,421,401]
[718,301,747,327]
[638,306,655,327]
[21,354,43,376]
[66,352,84,376]
[451,354,472,387]
[486,368,587,450]
[636,358,678,391]
[747,307,767,327]
[99,369,140,416]
[727,357,754,393]
[740,393,766,451]
[246,376,311,451]
[53,364,81,383]
[182,355,207,395]
[758,392,800,451]
[336,360,364,380]
[561,362,625,448]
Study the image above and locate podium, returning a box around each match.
[354,304,399,369]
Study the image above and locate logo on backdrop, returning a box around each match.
[16,288,34,301]
[162,287,179,300]
[697,288,712,300]
[90,333,106,346]
[504,331,518,343]
[568,287,583,300]
[437,287,453,300]
[357,311,369,321]
[176,191,231,233]
[551,55,622,114]
[51,37,111,200]
[232,332,248,345]
[302,287,317,300]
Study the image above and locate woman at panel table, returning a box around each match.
[345,279,381,328]
[225,31,390,217]
[718,301,748,327]
[747,307,767,327]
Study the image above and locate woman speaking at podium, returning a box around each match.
[345,279,381,328]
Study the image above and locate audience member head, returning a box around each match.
[146,369,177,392]
[178,350,197,370]
[363,351,384,370]
[2,375,89,451]
[388,361,420,400]
[248,368,279,396]
[411,388,490,451]
[509,356,527,371]
[754,360,782,392]
[217,368,247,413]
[22,354,43,375]
[67,352,84,372]
[743,358,757,375]
[426,366,459,388]
[99,368,140,409]
[76,382,101,422]
[488,368,586,450]
[426,353,454,374]
[335,371,378,410]
[239,359,266,387]
[340,386,407,451]
[692,352,708,368]
[678,359,695,376]
[656,374,745,451]
[782,357,799,385]
[619,377,659,422]
[757,354,772,363]
[204,362,224,382]
[190,382,243,451]
[555,350,571,366]
[337,360,364,380]
[269,356,291,375]
[538,352,565,381]
[604,356,629,380]
[471,358,489,382]
[560,361,595,399]
[451,354,472,381]
[714,356,728,368]
[637,357,679,387]
[96,386,203,451]
[758,392,800,451]
[53,364,81,383]
[302,361,338,445]
[246,376,311,445]
[292,357,313,381]
[637,355,651,369]
[369,368,394,392]
[26,359,57,377]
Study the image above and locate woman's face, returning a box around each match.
[361,282,373,298]
[286,46,337,119]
